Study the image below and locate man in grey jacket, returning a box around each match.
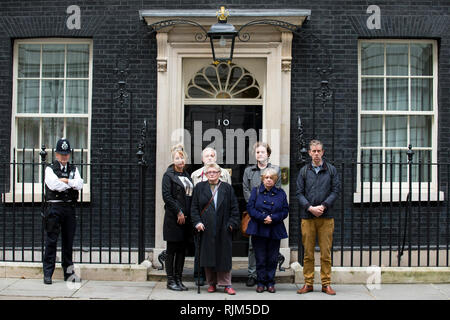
[242,142,281,287]
[295,140,340,295]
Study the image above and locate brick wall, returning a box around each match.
[0,0,449,253]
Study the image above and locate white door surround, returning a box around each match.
[140,9,310,267]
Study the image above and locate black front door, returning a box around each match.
[184,105,262,256]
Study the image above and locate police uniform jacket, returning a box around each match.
[246,184,289,240]
[45,161,83,202]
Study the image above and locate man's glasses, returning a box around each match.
[206,171,220,175]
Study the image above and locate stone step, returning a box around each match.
[182,257,251,270]
[147,267,295,283]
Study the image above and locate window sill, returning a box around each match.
[2,191,91,203]
[353,190,445,203]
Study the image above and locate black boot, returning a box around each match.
[175,252,188,291]
[165,253,182,291]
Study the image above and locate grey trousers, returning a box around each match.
[205,268,232,287]
[248,235,257,278]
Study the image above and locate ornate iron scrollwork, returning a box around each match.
[136,120,148,166]
[148,19,208,42]
[278,253,286,271]
[158,250,167,270]
[297,116,309,167]
[237,19,301,42]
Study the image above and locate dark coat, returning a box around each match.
[162,165,193,242]
[190,181,240,272]
[296,160,341,219]
[246,184,289,240]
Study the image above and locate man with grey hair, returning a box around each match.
[191,147,231,186]
[296,139,340,295]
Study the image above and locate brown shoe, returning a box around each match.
[322,285,336,295]
[296,284,313,294]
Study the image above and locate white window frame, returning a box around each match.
[355,39,442,203]
[5,38,92,202]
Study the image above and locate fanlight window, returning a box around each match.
[186,63,261,99]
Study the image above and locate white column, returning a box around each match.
[154,32,170,263]
[279,32,293,265]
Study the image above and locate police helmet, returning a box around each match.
[55,138,71,155]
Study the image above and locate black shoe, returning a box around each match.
[64,273,81,282]
[167,276,183,291]
[175,275,188,291]
[43,276,52,285]
[246,277,256,287]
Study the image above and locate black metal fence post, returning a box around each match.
[137,120,148,264]
[407,145,414,266]
[40,145,47,260]
[296,116,308,266]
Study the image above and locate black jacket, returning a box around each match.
[296,160,340,219]
[162,165,193,242]
[190,181,240,272]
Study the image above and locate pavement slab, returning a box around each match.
[366,284,449,300]
[72,280,156,300]
[431,284,450,298]
[0,278,19,291]
[0,279,82,298]
[0,278,449,301]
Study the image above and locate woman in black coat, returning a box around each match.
[191,163,240,295]
[162,144,193,291]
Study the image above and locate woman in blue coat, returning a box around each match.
[246,167,289,293]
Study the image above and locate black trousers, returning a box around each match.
[42,203,76,278]
[166,241,186,277]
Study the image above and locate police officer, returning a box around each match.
[42,138,83,285]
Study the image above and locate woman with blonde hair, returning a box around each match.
[242,141,281,287]
[161,144,193,291]
[246,167,288,293]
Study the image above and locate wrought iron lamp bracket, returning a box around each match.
[148,19,209,42]
[236,19,301,41]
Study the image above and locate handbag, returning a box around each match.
[241,210,251,238]
[241,187,259,237]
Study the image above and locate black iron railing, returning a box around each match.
[1,122,149,265]
[1,143,448,267]
[297,148,449,267]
